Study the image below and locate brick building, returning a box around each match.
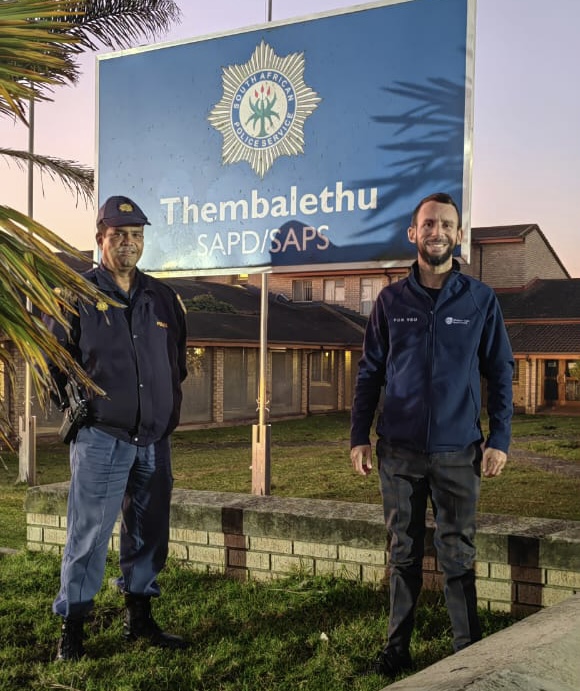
[203,223,579,414]
[468,225,579,412]
[4,223,579,437]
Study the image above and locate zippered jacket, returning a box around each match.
[350,261,514,453]
[48,264,187,446]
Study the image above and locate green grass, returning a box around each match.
[510,413,580,440]
[0,412,573,688]
[0,551,517,691]
[510,414,580,461]
[1,412,579,551]
[479,464,580,519]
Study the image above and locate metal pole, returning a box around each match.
[252,273,271,495]
[18,96,37,485]
[258,274,269,428]
[251,0,274,495]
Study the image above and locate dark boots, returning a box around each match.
[123,593,188,650]
[56,596,186,660]
[56,617,85,661]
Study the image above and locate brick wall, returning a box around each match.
[254,272,399,312]
[480,244,527,288]
[212,348,224,423]
[26,485,580,615]
[512,358,526,412]
[524,229,568,283]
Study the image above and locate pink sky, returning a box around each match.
[1,0,579,277]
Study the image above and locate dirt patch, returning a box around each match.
[509,447,580,478]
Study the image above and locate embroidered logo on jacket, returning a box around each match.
[445,317,470,325]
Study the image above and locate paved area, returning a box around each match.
[509,447,580,478]
[384,594,580,691]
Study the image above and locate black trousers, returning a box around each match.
[377,439,482,653]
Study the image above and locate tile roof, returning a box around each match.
[472,224,537,241]
[165,277,261,314]
[55,248,579,355]
[506,323,580,354]
[184,305,364,347]
[471,223,540,244]
[164,279,365,348]
[498,279,580,320]
[471,224,571,278]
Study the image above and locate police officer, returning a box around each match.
[49,196,188,661]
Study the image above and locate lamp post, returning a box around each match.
[18,95,37,485]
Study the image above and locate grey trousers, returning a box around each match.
[377,439,482,653]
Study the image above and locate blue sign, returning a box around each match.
[97,0,475,274]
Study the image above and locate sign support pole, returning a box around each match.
[252,272,271,495]
[251,0,274,496]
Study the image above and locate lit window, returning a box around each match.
[311,351,333,383]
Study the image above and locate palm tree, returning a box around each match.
[0,0,181,442]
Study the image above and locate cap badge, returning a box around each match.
[119,202,134,213]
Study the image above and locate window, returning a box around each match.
[360,277,382,316]
[292,280,312,302]
[223,348,259,420]
[512,360,520,381]
[310,351,333,383]
[565,360,580,402]
[323,278,345,304]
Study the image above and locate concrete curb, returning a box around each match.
[384,594,580,691]
[0,547,18,557]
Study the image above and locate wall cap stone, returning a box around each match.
[385,594,580,691]
[26,484,580,559]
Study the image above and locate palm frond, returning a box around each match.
[0,0,181,443]
[0,0,82,121]
[0,205,120,398]
[56,0,182,51]
[0,147,94,204]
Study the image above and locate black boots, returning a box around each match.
[123,593,188,650]
[56,596,186,660]
[373,646,413,677]
[56,617,85,661]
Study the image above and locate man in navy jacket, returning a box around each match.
[350,192,513,677]
[49,196,188,661]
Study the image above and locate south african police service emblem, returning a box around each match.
[209,41,321,178]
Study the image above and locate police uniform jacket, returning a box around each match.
[51,264,187,446]
[350,261,514,454]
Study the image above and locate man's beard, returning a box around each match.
[418,242,456,267]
